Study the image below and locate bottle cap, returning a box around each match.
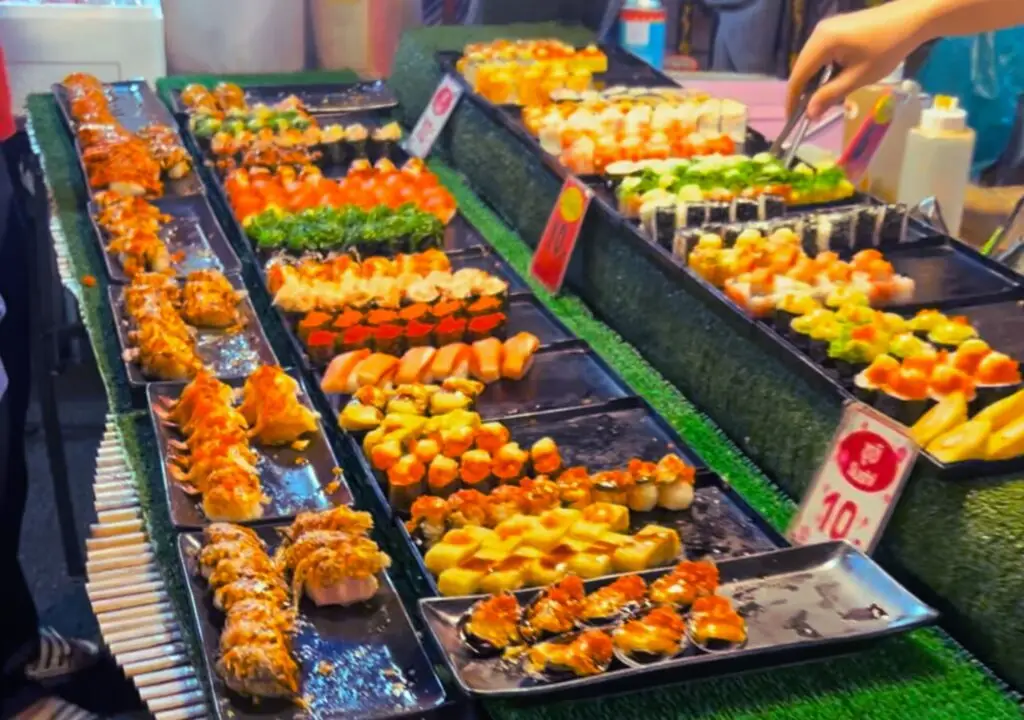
[920,95,968,133]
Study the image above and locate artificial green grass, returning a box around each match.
[26,72,1023,718]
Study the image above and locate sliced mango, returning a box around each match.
[926,419,992,464]
[973,389,1024,431]
[986,415,1024,461]
[911,393,967,447]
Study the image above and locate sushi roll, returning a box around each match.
[907,309,946,340]
[370,122,402,162]
[687,595,747,652]
[471,337,503,384]
[759,194,786,221]
[929,365,977,403]
[340,324,376,354]
[852,354,900,405]
[927,319,979,352]
[460,448,494,494]
[805,312,844,366]
[467,313,507,342]
[672,229,702,262]
[492,442,529,484]
[305,330,339,367]
[950,339,992,375]
[875,367,932,425]
[530,437,563,476]
[887,332,935,364]
[317,124,347,167]
[734,198,759,222]
[395,346,437,385]
[297,311,333,344]
[345,124,369,159]
[654,206,677,251]
[440,425,476,460]
[626,459,659,512]
[655,453,696,511]
[590,470,630,507]
[413,438,442,465]
[519,576,585,644]
[773,292,821,337]
[522,629,614,681]
[612,606,687,665]
[578,575,648,627]
[648,560,719,608]
[853,205,881,250]
[407,496,450,546]
[387,455,426,514]
[475,422,511,455]
[974,352,1023,407]
[373,324,405,356]
[427,455,460,499]
[879,203,909,246]
[707,202,730,224]
[501,332,540,381]
[370,438,403,472]
[828,324,887,382]
[434,316,468,347]
[824,212,853,251]
[459,593,525,657]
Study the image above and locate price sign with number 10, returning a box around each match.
[788,401,919,553]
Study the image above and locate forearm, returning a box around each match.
[914,0,1024,42]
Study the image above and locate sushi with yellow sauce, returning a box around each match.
[578,574,648,626]
[519,575,584,643]
[460,592,524,656]
[612,606,687,663]
[522,629,614,680]
[688,595,747,649]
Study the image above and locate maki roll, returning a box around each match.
[907,309,945,339]
[653,205,677,251]
[297,311,333,344]
[806,313,844,366]
[733,198,759,222]
[974,352,1022,406]
[927,319,979,352]
[556,468,592,510]
[676,202,707,230]
[950,339,991,375]
[853,205,881,249]
[370,438,403,472]
[460,448,494,494]
[759,194,786,221]
[460,592,524,657]
[853,354,900,405]
[654,453,696,510]
[434,316,468,346]
[578,575,648,627]
[672,229,703,262]
[612,606,687,664]
[340,324,375,353]
[876,367,932,425]
[648,560,719,608]
[887,332,935,364]
[492,443,529,484]
[373,323,405,356]
[413,438,442,465]
[707,202,730,224]
[688,595,747,651]
[467,313,507,342]
[440,425,476,459]
[317,124,347,167]
[929,365,976,403]
[789,308,833,353]
[773,292,821,336]
[878,203,909,246]
[522,629,614,681]
[305,330,338,366]
[519,576,585,644]
[590,470,630,506]
[387,454,426,514]
[370,122,403,162]
[475,422,511,455]
[530,437,563,476]
[407,496,450,547]
[404,319,435,348]
[626,459,658,512]
[345,123,370,159]
[827,324,887,381]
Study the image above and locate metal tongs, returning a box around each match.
[770,63,839,168]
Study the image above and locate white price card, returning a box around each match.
[406,74,464,159]
[788,401,919,553]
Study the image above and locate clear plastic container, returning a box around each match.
[163,0,306,74]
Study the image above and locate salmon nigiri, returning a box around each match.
[353,353,400,390]
[501,332,540,380]
[470,337,503,384]
[395,346,437,385]
[428,343,471,383]
[321,349,370,394]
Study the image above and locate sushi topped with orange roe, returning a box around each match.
[877,367,932,425]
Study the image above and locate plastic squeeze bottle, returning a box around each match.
[896,95,975,236]
[843,63,923,202]
[619,0,667,70]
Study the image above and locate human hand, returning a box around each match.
[787,1,931,120]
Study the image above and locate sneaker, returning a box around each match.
[15,697,100,720]
[22,628,100,682]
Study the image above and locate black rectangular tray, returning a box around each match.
[90,194,242,283]
[282,291,573,374]
[167,79,399,116]
[148,371,353,529]
[419,540,938,699]
[108,276,277,387]
[395,464,785,599]
[177,524,446,720]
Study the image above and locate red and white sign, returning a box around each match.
[406,74,464,159]
[530,177,593,294]
[788,402,918,553]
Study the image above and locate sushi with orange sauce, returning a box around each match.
[876,367,932,425]
[852,353,900,404]
[974,352,1022,406]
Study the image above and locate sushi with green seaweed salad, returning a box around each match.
[827,324,888,380]
[773,292,821,335]
[927,319,979,351]
[789,308,836,352]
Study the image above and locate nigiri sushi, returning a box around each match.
[354,353,400,389]
[501,332,540,380]
[396,346,437,385]
[321,349,371,394]
[429,343,472,383]
[471,337,503,383]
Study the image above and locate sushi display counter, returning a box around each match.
[21,55,1024,720]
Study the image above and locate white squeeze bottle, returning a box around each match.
[896,95,975,236]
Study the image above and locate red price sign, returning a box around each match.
[530,178,593,294]
[788,401,919,553]
[407,74,464,159]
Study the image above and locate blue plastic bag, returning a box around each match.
[917,30,1024,176]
